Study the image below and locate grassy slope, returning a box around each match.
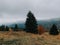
[0,31,60,45]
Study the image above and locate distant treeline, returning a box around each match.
[0,11,59,35]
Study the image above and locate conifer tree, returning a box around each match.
[25,11,38,34]
[5,26,9,31]
[14,24,18,31]
[1,25,5,31]
[49,24,59,35]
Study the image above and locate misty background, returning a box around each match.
[0,0,60,24]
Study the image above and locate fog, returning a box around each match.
[0,0,60,24]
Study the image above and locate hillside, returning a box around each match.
[0,31,60,45]
[7,18,60,30]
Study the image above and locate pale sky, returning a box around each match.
[0,0,60,24]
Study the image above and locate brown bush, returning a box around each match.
[38,25,45,35]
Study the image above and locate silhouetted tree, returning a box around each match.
[0,25,5,31]
[25,11,38,34]
[49,24,59,35]
[14,24,18,31]
[5,26,9,31]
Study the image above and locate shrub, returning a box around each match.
[49,24,59,35]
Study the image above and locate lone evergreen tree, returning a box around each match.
[0,25,5,31]
[14,24,18,31]
[25,11,38,34]
[49,24,59,35]
[5,26,9,31]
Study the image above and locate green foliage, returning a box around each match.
[25,11,38,34]
[49,24,59,35]
[5,26,9,31]
[0,25,5,31]
[14,24,18,31]
[0,25,9,31]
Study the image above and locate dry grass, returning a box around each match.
[0,31,60,45]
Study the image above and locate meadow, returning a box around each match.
[0,31,60,45]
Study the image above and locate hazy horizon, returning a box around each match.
[0,0,60,24]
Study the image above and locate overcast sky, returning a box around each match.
[0,0,60,24]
